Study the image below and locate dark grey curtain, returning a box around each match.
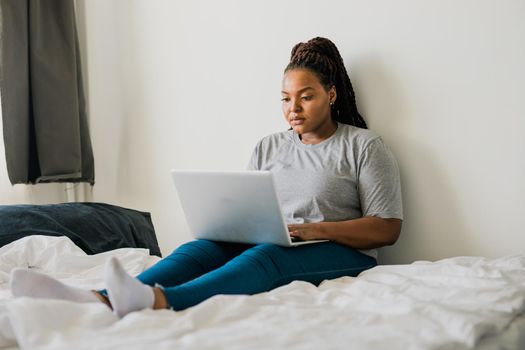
[0,0,94,185]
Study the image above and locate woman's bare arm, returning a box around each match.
[288,217,402,249]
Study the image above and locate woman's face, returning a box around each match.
[281,68,336,138]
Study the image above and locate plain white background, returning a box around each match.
[1,0,524,263]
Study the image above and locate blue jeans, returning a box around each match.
[135,240,376,311]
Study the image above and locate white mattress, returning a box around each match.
[0,235,524,350]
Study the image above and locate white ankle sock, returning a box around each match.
[104,257,154,318]
[9,268,99,303]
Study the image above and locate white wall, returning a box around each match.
[2,0,524,263]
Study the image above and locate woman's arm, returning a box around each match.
[288,217,402,250]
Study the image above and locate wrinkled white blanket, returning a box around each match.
[0,235,524,350]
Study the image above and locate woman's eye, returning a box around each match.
[301,95,313,101]
[281,97,290,102]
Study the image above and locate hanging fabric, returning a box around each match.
[0,0,94,185]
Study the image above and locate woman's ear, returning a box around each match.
[329,85,337,104]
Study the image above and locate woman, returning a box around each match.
[10,37,403,317]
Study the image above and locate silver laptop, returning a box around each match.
[171,170,327,247]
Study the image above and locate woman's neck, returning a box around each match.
[299,121,338,144]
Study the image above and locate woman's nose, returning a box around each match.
[290,99,301,113]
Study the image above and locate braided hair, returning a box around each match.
[285,37,367,129]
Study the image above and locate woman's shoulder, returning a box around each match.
[253,129,293,150]
[337,123,381,148]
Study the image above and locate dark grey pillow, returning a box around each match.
[0,202,161,257]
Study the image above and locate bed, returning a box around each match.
[0,212,524,349]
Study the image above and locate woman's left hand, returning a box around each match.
[287,223,324,241]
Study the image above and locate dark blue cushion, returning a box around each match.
[0,202,161,257]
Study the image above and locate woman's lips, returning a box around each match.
[290,118,305,126]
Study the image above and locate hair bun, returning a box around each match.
[290,37,334,61]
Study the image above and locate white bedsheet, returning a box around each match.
[0,235,524,350]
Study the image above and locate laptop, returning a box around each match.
[171,170,327,247]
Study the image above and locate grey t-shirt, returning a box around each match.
[248,123,403,258]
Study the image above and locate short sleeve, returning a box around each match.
[357,138,403,220]
[247,143,260,170]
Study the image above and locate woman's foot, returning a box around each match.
[104,257,155,318]
[9,268,100,303]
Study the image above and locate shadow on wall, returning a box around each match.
[348,54,469,265]
[348,53,407,139]
[378,137,469,265]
